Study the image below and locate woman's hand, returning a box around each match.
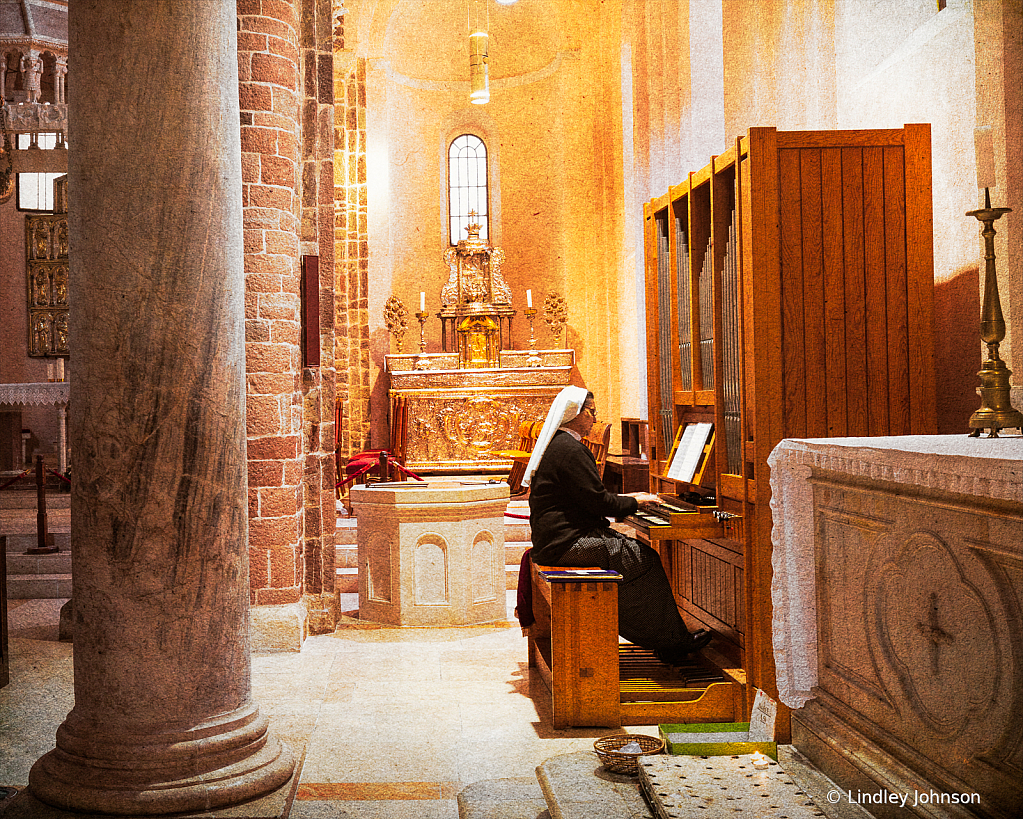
[624,491,662,505]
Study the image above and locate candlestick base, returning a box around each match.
[965,199,1021,437]
[968,356,1023,437]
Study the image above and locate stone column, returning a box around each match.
[19,1,295,814]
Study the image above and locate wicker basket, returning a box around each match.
[593,734,664,776]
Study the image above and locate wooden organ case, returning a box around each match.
[640,126,937,740]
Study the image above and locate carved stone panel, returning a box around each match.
[414,534,448,606]
[812,478,1023,814]
[364,530,392,604]
[470,531,497,604]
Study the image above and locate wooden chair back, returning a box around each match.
[583,422,612,479]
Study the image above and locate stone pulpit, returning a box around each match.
[385,220,573,473]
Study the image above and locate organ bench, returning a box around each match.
[527,557,744,729]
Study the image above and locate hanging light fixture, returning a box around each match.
[468,0,489,104]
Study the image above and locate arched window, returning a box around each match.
[448,134,488,245]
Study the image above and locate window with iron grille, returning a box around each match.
[448,134,488,245]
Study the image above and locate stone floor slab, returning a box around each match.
[536,751,653,819]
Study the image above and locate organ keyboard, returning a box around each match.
[625,494,742,542]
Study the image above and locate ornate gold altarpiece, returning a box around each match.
[385,219,574,473]
[26,183,69,358]
[386,350,573,473]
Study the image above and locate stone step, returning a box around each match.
[335,567,357,594]
[535,751,653,819]
[458,747,863,819]
[0,489,71,509]
[457,777,549,819]
[335,517,357,545]
[4,532,71,548]
[7,572,73,599]
[6,548,72,575]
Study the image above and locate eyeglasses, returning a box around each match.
[582,406,597,419]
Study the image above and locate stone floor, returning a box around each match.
[2,592,660,818]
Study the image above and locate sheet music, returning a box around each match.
[665,422,713,483]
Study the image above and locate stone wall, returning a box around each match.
[238,0,337,637]
[298,0,338,630]
[239,0,305,609]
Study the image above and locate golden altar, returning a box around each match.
[385,216,573,473]
[385,350,573,474]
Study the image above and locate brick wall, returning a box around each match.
[298,0,337,628]
[238,0,304,607]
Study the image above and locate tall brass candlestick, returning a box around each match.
[524,308,541,367]
[414,310,430,370]
[967,190,1023,437]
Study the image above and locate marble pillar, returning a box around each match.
[18,1,295,815]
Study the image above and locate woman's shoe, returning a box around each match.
[654,631,712,666]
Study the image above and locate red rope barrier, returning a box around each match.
[0,468,31,492]
[335,454,426,490]
[47,468,71,485]
[504,512,529,520]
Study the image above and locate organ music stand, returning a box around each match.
[665,421,715,488]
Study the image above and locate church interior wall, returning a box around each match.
[1,0,1019,645]
[351,0,635,448]
[621,0,1018,435]
[0,157,63,467]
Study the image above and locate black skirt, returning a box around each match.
[551,528,693,652]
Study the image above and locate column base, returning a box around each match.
[2,769,296,819]
[24,703,295,816]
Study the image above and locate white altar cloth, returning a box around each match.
[0,381,71,473]
[768,434,1022,709]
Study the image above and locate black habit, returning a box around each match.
[528,429,695,652]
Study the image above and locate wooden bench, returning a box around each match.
[527,558,744,728]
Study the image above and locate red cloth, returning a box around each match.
[514,548,534,630]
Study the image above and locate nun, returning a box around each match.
[524,386,712,665]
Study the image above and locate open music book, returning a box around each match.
[665,422,714,484]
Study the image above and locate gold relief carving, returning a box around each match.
[543,291,568,346]
[56,220,68,257]
[31,265,50,306]
[440,228,510,307]
[26,216,70,358]
[389,368,571,391]
[411,413,441,462]
[384,295,409,352]
[402,392,556,470]
[54,313,68,352]
[53,265,68,305]
[437,397,522,458]
[32,312,51,355]
[31,220,49,259]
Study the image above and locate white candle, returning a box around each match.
[975,126,996,189]
[420,291,426,312]
[526,289,532,308]
[47,363,54,382]
[56,358,64,381]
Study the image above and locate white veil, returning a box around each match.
[520,385,589,488]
